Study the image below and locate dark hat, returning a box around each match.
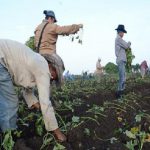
[43,10,57,22]
[115,24,127,33]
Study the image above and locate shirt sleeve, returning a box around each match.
[118,38,131,49]
[22,88,39,108]
[55,24,80,35]
[35,72,58,131]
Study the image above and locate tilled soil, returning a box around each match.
[2,79,150,150]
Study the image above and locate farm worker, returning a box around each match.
[0,39,66,142]
[115,25,131,98]
[34,10,83,87]
[94,58,103,76]
[140,60,148,78]
[64,70,74,81]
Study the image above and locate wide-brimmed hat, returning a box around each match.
[43,10,57,22]
[115,24,127,33]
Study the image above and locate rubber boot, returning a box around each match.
[116,90,123,99]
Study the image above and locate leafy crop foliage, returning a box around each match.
[126,48,135,72]
[1,74,149,149]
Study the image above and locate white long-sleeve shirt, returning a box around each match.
[115,35,131,63]
[0,39,58,131]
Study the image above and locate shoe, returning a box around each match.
[116,91,123,99]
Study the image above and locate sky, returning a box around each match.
[0,0,150,74]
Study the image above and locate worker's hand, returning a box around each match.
[53,128,67,142]
[31,102,40,110]
[78,24,83,28]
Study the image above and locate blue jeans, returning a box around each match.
[117,60,126,91]
[0,63,18,132]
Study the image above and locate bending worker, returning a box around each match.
[0,39,66,142]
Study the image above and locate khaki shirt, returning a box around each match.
[0,39,58,131]
[34,20,80,55]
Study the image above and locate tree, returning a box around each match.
[104,62,118,74]
[25,36,36,51]
[131,63,140,72]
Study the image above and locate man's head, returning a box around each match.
[43,10,57,23]
[98,58,101,62]
[115,24,127,38]
[42,53,65,88]
[118,32,124,38]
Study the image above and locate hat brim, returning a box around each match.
[115,28,127,33]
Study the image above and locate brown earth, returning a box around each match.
[12,80,150,150]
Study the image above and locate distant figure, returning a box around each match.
[64,70,74,81]
[94,58,103,76]
[140,60,148,78]
[148,66,150,75]
[81,71,93,80]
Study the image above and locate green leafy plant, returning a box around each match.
[40,132,53,150]
[72,116,80,122]
[86,104,106,117]
[84,128,90,136]
[53,143,65,150]
[1,130,15,150]
[13,130,22,138]
[40,132,65,150]
[126,48,135,72]
[125,126,148,150]
[55,113,67,132]
[35,116,44,136]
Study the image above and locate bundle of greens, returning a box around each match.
[70,28,83,44]
[125,48,135,72]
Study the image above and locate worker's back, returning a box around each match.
[0,39,49,87]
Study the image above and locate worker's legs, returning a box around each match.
[0,63,18,132]
[118,60,126,91]
[116,60,126,98]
